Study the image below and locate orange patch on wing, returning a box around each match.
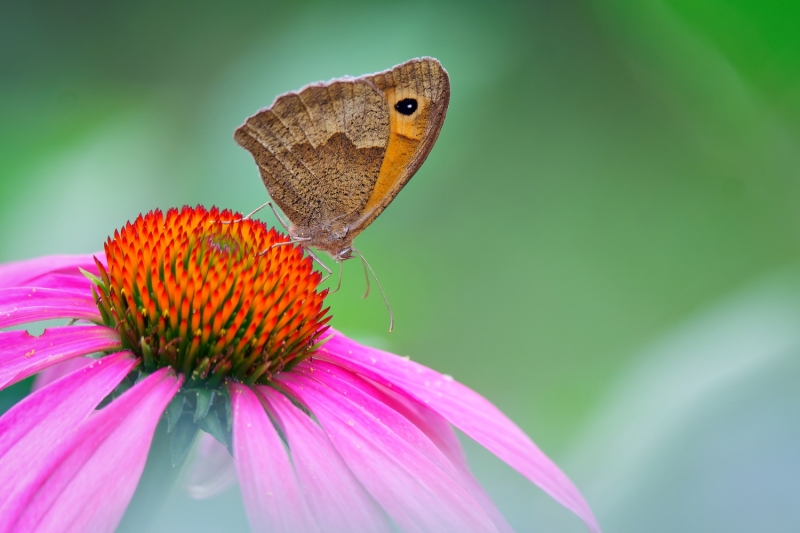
[359,88,425,216]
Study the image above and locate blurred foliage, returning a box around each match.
[668,0,800,106]
[2,0,800,530]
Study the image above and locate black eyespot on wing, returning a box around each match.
[394,98,418,116]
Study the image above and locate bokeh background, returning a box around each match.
[2,0,800,531]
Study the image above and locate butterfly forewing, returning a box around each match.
[235,57,449,256]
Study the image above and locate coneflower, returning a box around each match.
[0,205,599,533]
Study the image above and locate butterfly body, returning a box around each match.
[235,57,450,262]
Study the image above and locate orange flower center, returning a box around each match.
[92,206,330,387]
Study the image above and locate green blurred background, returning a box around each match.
[2,0,800,531]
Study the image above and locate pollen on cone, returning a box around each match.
[93,206,330,386]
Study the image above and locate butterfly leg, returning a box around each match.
[242,201,270,220]
[220,201,270,224]
[270,236,310,247]
[260,241,292,254]
[258,237,312,258]
[304,248,332,282]
[267,202,290,231]
[257,236,310,256]
[352,248,394,333]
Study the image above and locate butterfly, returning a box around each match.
[235,57,450,330]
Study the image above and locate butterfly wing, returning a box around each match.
[348,57,450,237]
[234,78,390,231]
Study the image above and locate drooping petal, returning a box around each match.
[0,288,100,329]
[0,325,121,390]
[258,385,394,533]
[0,367,182,533]
[0,351,138,508]
[229,383,320,533]
[304,359,514,533]
[387,390,515,533]
[277,369,500,533]
[318,331,601,533]
[0,254,103,290]
[184,432,237,500]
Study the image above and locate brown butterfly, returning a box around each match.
[235,57,450,330]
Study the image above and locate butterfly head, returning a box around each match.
[333,246,353,262]
[290,225,354,263]
[314,235,354,262]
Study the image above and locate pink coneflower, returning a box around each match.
[0,206,600,533]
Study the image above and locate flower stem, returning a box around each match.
[116,419,192,533]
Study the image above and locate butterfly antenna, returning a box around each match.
[329,261,344,294]
[360,255,371,299]
[352,248,394,332]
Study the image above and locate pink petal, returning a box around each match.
[305,359,514,533]
[0,367,182,533]
[25,273,95,293]
[0,254,104,290]
[32,358,95,392]
[317,331,601,533]
[229,383,320,533]
[258,385,394,533]
[184,432,237,500]
[0,288,100,329]
[0,351,138,507]
[277,369,500,533]
[0,325,121,390]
